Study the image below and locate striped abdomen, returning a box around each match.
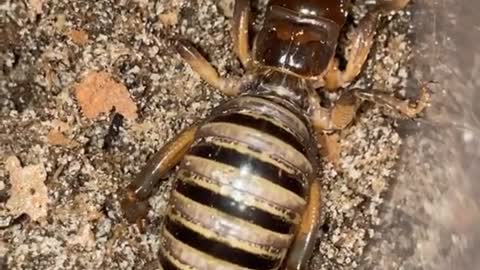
[159,96,317,270]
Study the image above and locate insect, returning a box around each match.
[120,0,430,269]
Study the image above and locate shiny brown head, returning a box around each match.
[253,0,349,79]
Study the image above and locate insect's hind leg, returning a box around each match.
[232,0,253,69]
[285,179,323,270]
[175,39,242,96]
[120,125,198,224]
[324,0,411,90]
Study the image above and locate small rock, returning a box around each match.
[74,71,138,120]
[47,130,74,146]
[159,11,179,26]
[0,241,8,256]
[29,0,44,15]
[46,120,78,147]
[218,0,235,18]
[68,29,89,46]
[69,223,96,249]
[5,156,49,222]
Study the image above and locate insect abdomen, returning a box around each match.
[159,96,316,270]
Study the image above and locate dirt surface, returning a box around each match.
[0,0,432,269]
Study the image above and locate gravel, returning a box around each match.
[0,0,420,269]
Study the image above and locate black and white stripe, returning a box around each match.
[159,96,316,270]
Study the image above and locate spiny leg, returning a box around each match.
[175,39,241,96]
[324,0,411,89]
[308,90,362,165]
[232,0,253,69]
[285,179,322,270]
[120,125,198,224]
[318,84,430,165]
[343,0,412,84]
[352,83,431,118]
[309,83,429,164]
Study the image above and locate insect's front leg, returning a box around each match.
[232,0,253,69]
[324,0,411,90]
[120,125,198,224]
[285,179,322,270]
[175,40,242,96]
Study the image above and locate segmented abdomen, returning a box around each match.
[159,96,316,270]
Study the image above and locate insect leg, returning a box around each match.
[120,125,198,224]
[325,0,411,89]
[232,0,253,69]
[310,82,429,164]
[352,83,431,118]
[175,39,241,96]
[316,132,342,168]
[308,90,362,165]
[322,58,342,90]
[285,179,322,270]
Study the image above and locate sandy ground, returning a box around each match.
[0,0,460,269]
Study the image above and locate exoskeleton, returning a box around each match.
[121,0,430,269]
